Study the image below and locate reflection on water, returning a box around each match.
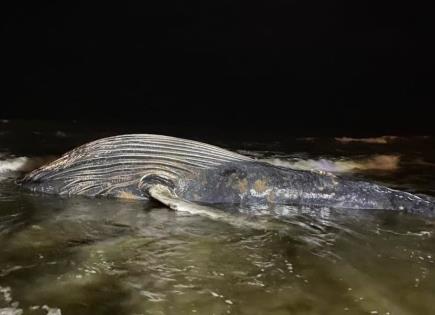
[1,121,435,315]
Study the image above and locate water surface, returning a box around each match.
[1,120,434,315]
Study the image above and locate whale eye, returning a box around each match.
[221,168,248,179]
[221,168,238,176]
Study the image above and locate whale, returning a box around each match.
[17,134,435,218]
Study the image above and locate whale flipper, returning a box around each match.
[146,182,271,229]
[147,183,224,218]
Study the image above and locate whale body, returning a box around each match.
[18,134,435,218]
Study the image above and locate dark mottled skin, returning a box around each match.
[175,161,435,217]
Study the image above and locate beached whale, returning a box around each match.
[17,134,435,218]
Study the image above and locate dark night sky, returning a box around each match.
[2,1,434,135]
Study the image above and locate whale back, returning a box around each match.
[19,134,252,198]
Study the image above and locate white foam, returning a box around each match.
[0,308,22,315]
[0,157,29,173]
[0,156,57,174]
[335,136,398,144]
[261,155,400,173]
[0,286,13,304]
[41,306,62,315]
[0,286,61,315]
[0,286,22,315]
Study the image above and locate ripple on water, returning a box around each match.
[0,132,435,314]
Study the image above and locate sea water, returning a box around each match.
[1,120,434,315]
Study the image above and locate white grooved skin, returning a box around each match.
[22,134,252,197]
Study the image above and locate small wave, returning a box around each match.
[410,159,435,167]
[0,156,57,174]
[262,155,400,173]
[55,131,67,138]
[335,136,399,144]
[236,150,277,158]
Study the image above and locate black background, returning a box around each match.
[2,1,434,136]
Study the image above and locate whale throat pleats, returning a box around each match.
[20,134,252,197]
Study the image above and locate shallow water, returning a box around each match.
[1,120,435,315]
